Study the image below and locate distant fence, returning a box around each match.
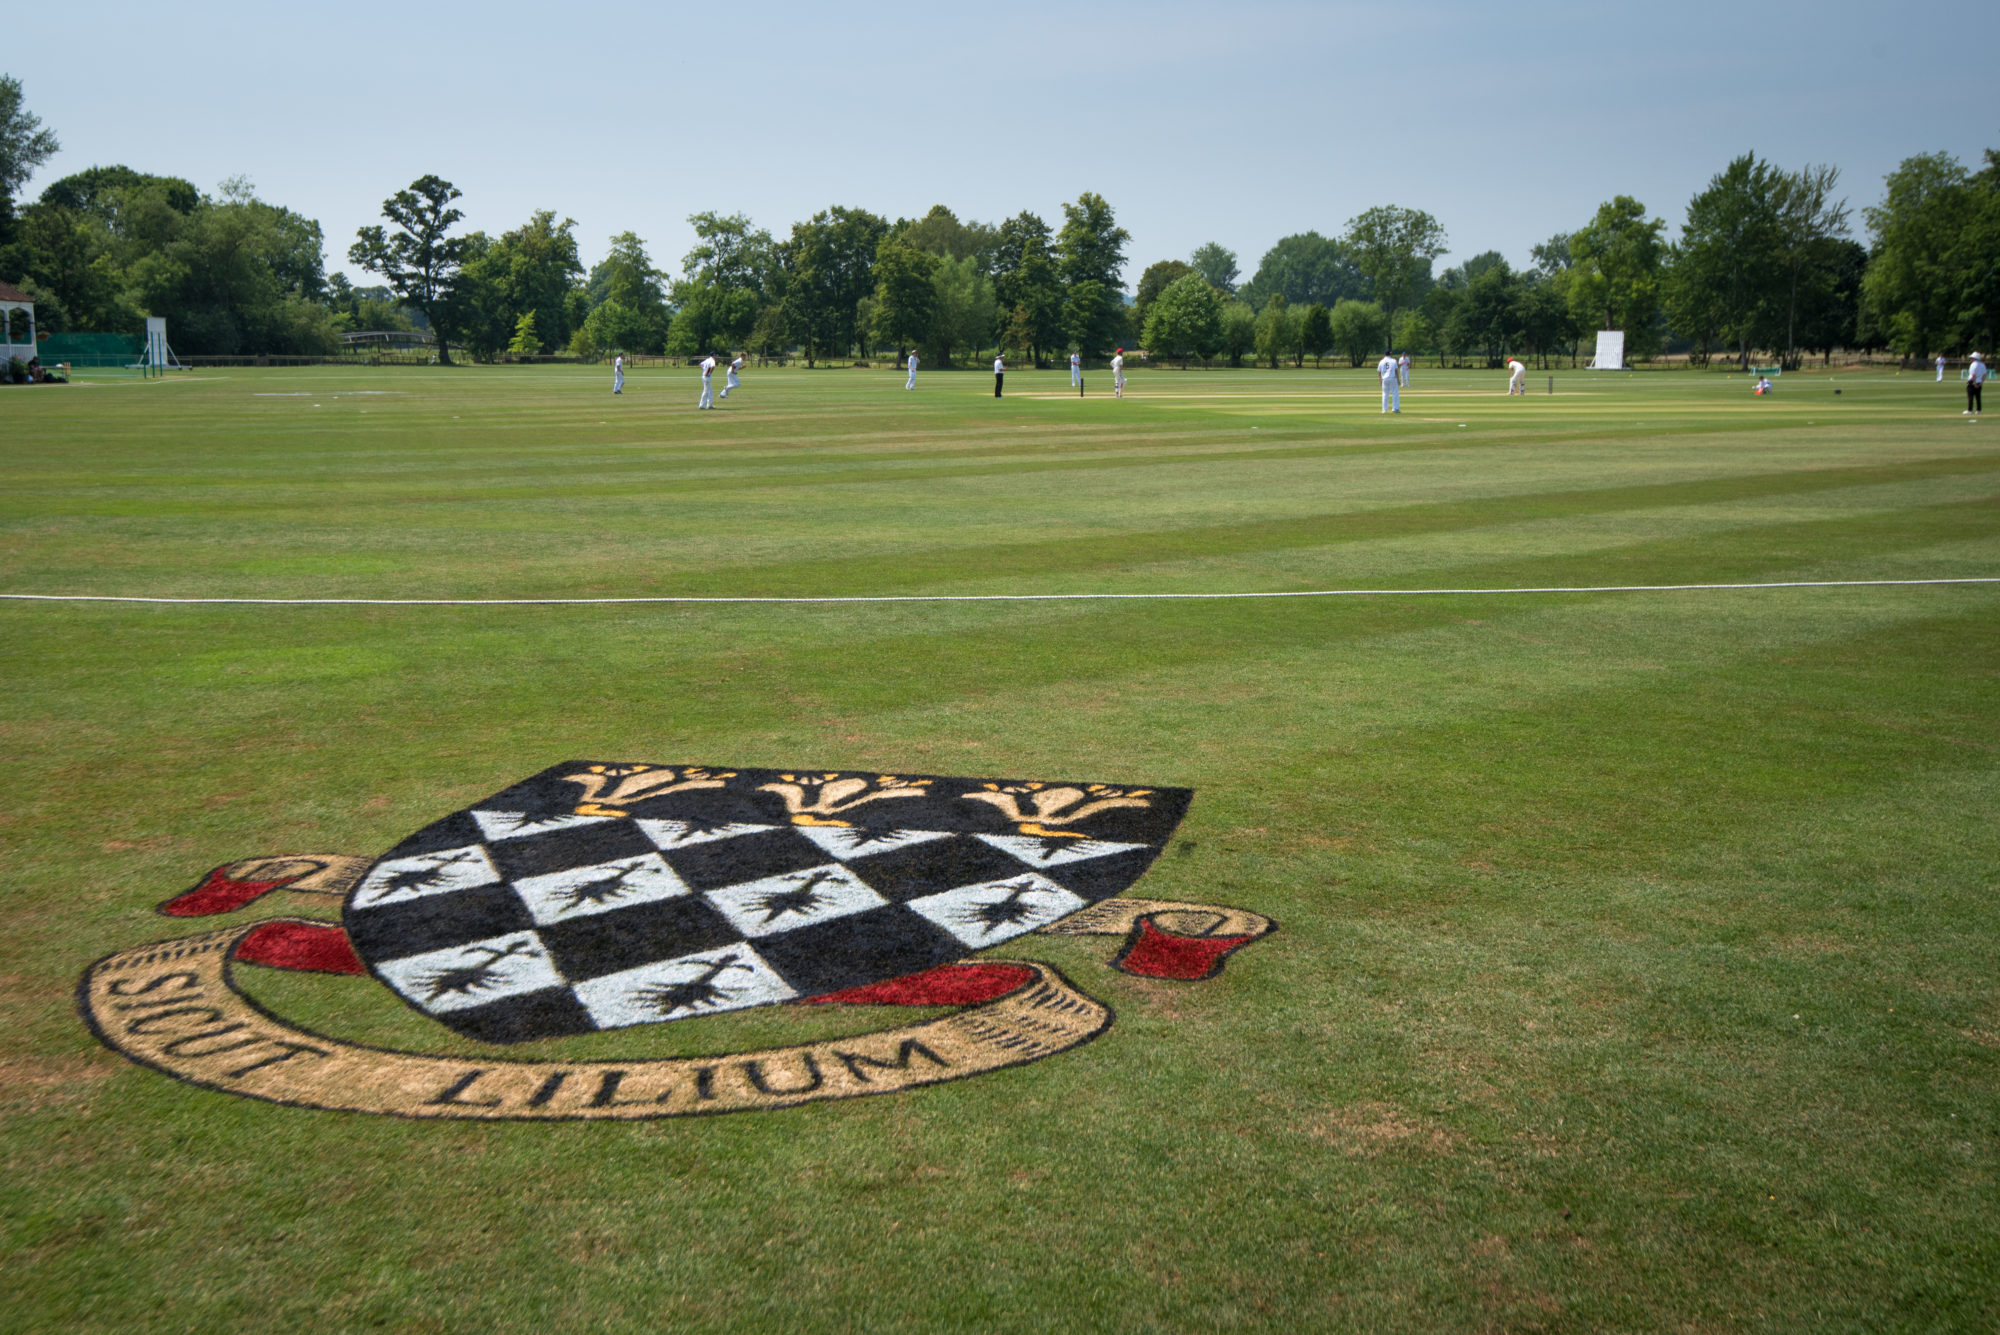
[41,333,142,359]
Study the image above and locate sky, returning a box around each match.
[10,2,1994,288]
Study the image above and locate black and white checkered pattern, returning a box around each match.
[343,763,1189,1044]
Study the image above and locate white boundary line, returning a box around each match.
[1,578,1996,607]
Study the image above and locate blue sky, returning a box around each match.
[11,2,1994,286]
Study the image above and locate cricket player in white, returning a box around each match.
[1967,352,1986,415]
[1070,350,1081,388]
[612,354,624,394]
[1507,358,1526,395]
[1938,354,1948,382]
[698,355,716,409]
[1397,353,1410,387]
[1378,352,1400,412]
[721,354,743,398]
[993,354,1004,397]
[1111,348,1126,398]
[906,350,918,389]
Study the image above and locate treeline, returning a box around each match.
[331,175,1132,367]
[1,77,1995,366]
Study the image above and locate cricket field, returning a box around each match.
[2,362,1995,1331]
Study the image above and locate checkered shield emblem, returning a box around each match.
[343,763,1193,1044]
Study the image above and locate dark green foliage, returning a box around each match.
[1569,196,1668,357]
[1056,192,1129,357]
[775,205,890,365]
[1132,258,1193,336]
[349,175,471,363]
[1240,231,1365,310]
[1140,271,1223,364]
[1189,241,1239,294]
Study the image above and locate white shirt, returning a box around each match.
[1938,357,1948,368]
[729,358,743,374]
[614,356,623,370]
[1110,354,1124,373]
[1070,353,1080,367]
[1507,360,1525,375]
[1971,358,1988,385]
[1377,355,1397,381]
[1398,355,1410,370]
[700,357,715,378]
[908,353,918,370]
[993,357,1004,373]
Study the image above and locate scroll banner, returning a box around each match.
[79,898,1273,1121]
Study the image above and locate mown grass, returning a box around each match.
[1,363,1995,1332]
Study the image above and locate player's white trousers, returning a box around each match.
[1381,379,1400,412]
[1114,372,1125,397]
[612,369,624,393]
[722,371,740,397]
[1509,373,1524,395]
[1071,366,1081,386]
[906,371,916,389]
[699,379,714,408]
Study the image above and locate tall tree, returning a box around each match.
[1773,164,1850,368]
[1240,232,1364,310]
[349,175,471,363]
[924,254,996,367]
[10,167,198,331]
[1459,259,1525,365]
[124,177,337,355]
[1862,152,1971,359]
[457,209,585,359]
[582,231,669,355]
[1962,150,2000,353]
[668,212,772,354]
[0,75,58,247]
[776,205,889,365]
[869,238,939,359]
[1252,294,1296,369]
[1141,271,1223,367]
[1056,192,1129,356]
[1298,302,1332,367]
[993,211,1061,367]
[1418,284,1464,367]
[1342,206,1447,353]
[1568,195,1668,357]
[1189,242,1239,294]
[1132,259,1194,336]
[1794,238,1868,363]
[1670,154,1786,369]
[898,205,999,268]
[1327,299,1387,367]
[1219,300,1257,367]
[1530,233,1573,274]
[1061,280,1114,362]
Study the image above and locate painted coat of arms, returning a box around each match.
[80,762,1273,1119]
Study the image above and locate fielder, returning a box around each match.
[720,353,743,398]
[1967,352,1986,415]
[1378,351,1400,413]
[1070,350,1081,388]
[1397,352,1410,387]
[993,353,1004,397]
[698,354,716,409]
[612,353,625,394]
[1111,348,1126,398]
[1506,357,1526,395]
[906,349,918,389]
[1937,354,1948,382]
